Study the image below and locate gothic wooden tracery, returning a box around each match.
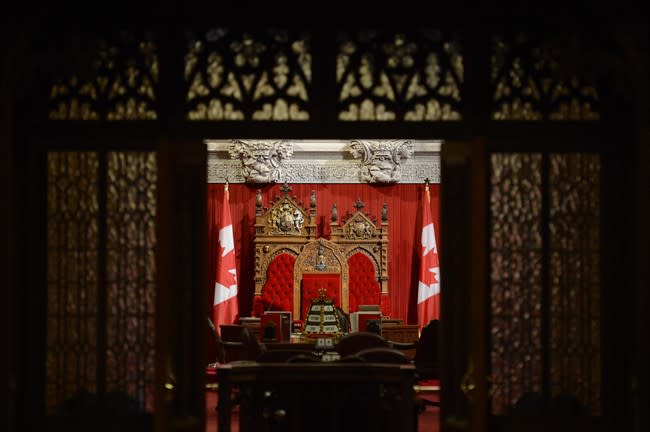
[45,30,603,124]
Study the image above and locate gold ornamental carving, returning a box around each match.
[344,215,376,239]
[270,202,305,235]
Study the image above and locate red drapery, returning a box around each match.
[207,183,440,325]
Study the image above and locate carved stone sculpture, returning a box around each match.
[229,139,294,183]
[347,139,414,183]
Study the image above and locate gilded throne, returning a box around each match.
[252,184,390,321]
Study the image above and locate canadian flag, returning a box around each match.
[417,183,440,328]
[213,183,239,334]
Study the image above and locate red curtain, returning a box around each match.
[207,183,440,325]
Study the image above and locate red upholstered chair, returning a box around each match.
[300,273,341,319]
[347,252,391,316]
[257,349,321,363]
[391,320,441,409]
[353,347,411,364]
[329,201,391,318]
[205,317,223,390]
[414,320,440,382]
[218,324,261,363]
[252,253,296,317]
[252,187,320,323]
[335,331,390,358]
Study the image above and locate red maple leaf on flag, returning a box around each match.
[420,222,440,286]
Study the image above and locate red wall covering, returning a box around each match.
[207,182,440,325]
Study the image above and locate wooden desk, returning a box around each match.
[263,329,419,355]
[217,362,416,432]
[381,319,404,326]
[239,320,261,340]
[263,341,315,351]
[381,324,419,360]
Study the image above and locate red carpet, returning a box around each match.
[205,390,439,432]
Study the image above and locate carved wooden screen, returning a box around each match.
[46,151,157,415]
[184,28,312,121]
[489,153,601,415]
[48,32,159,121]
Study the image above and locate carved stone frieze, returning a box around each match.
[347,139,414,183]
[207,139,441,184]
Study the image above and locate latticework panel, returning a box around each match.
[549,154,601,414]
[46,151,157,414]
[489,153,543,415]
[48,33,159,121]
[106,152,157,412]
[46,152,100,415]
[185,28,311,120]
[491,34,600,120]
[337,30,463,121]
